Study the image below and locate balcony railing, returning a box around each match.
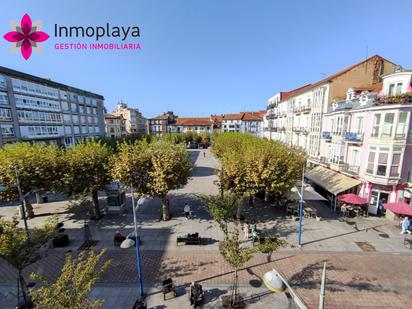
[301,106,311,113]
[345,132,363,142]
[322,131,332,140]
[342,163,360,175]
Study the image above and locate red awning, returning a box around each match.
[337,193,368,205]
[384,202,412,216]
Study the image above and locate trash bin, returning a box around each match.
[42,195,48,203]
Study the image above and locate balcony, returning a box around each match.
[301,106,311,113]
[322,131,332,141]
[280,127,286,132]
[345,132,363,143]
[342,163,360,176]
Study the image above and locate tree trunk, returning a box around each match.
[18,270,32,308]
[231,268,238,308]
[24,197,34,219]
[236,197,244,220]
[92,191,101,219]
[161,195,170,221]
[35,191,42,204]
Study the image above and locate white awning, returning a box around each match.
[289,185,328,201]
[305,166,361,196]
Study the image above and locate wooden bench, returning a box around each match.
[177,233,201,246]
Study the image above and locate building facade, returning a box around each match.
[168,118,212,134]
[265,55,397,161]
[319,67,412,214]
[221,112,265,136]
[112,101,146,134]
[0,66,105,147]
[104,114,126,138]
[147,111,176,136]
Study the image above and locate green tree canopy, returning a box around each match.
[0,142,63,217]
[111,141,192,220]
[60,141,111,218]
[0,217,57,307]
[30,250,110,309]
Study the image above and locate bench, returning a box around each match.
[162,278,177,300]
[177,233,201,246]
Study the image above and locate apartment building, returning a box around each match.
[221,112,265,136]
[168,118,212,134]
[147,111,176,136]
[112,101,146,134]
[265,55,397,161]
[316,67,412,214]
[0,66,105,147]
[104,114,126,138]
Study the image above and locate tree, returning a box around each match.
[0,143,63,218]
[30,250,110,309]
[111,141,192,221]
[201,194,254,307]
[213,133,306,208]
[148,142,192,220]
[0,216,57,307]
[60,141,111,219]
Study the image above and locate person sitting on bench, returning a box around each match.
[189,281,204,306]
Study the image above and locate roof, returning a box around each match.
[279,55,396,101]
[174,117,211,126]
[281,84,313,100]
[104,113,123,120]
[0,66,104,99]
[241,112,264,121]
[154,114,170,120]
[305,166,362,195]
[223,113,243,120]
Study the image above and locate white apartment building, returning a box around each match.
[265,55,397,162]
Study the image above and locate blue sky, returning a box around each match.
[1,0,411,118]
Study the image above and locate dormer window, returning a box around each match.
[388,83,403,96]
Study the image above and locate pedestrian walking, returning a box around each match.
[243,222,250,239]
[184,202,191,219]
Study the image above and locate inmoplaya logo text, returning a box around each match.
[3,13,142,60]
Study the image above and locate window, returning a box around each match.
[14,94,60,111]
[372,114,381,137]
[377,152,388,176]
[381,113,394,137]
[70,103,78,112]
[367,150,375,174]
[1,124,14,138]
[64,126,72,135]
[73,126,80,134]
[351,149,360,167]
[396,83,403,95]
[63,114,71,123]
[388,84,395,96]
[94,126,100,133]
[0,108,11,121]
[72,115,79,123]
[81,126,88,134]
[0,75,6,88]
[0,92,8,105]
[390,153,401,177]
[80,116,86,123]
[396,112,408,138]
[61,101,69,111]
[355,116,364,134]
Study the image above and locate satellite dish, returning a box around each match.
[263,270,286,293]
[120,238,135,249]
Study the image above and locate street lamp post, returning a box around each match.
[297,165,305,247]
[15,169,30,238]
[130,187,144,299]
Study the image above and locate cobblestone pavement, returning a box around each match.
[1,149,412,308]
[1,250,412,308]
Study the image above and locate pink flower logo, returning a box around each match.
[3,14,49,60]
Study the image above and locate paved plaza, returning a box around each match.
[1,149,412,308]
